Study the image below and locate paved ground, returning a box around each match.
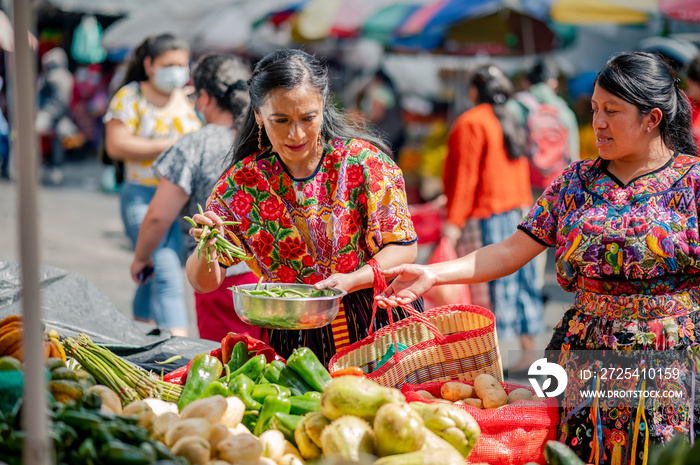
[0,155,574,368]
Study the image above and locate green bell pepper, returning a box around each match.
[228,354,266,381]
[254,394,292,436]
[177,353,223,411]
[251,383,291,404]
[289,395,321,415]
[303,391,322,400]
[262,360,312,395]
[227,341,248,374]
[228,373,262,410]
[270,412,303,445]
[286,347,332,392]
[197,379,230,399]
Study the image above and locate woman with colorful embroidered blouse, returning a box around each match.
[105,34,201,336]
[186,49,422,366]
[376,52,700,463]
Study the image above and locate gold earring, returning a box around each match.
[258,124,263,151]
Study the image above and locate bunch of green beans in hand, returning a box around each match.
[184,204,250,269]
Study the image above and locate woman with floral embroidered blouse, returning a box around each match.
[186,49,422,366]
[376,52,700,463]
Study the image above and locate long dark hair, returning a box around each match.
[595,51,697,156]
[470,65,527,160]
[122,33,190,85]
[228,49,390,169]
[192,54,250,127]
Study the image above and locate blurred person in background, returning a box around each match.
[355,68,405,159]
[685,53,700,145]
[186,49,422,365]
[104,33,201,337]
[510,58,580,194]
[441,64,543,373]
[36,47,74,185]
[130,54,262,342]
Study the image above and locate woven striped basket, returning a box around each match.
[328,304,503,389]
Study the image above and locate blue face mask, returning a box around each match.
[153,65,189,94]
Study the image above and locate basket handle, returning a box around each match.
[367,259,445,343]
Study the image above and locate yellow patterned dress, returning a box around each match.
[207,138,422,365]
[104,81,201,186]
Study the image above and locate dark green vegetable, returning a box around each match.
[254,394,292,436]
[78,437,98,464]
[57,409,104,431]
[177,353,223,411]
[99,441,153,465]
[263,360,313,395]
[227,341,248,374]
[252,383,291,404]
[303,391,322,400]
[287,347,332,392]
[228,373,262,410]
[197,379,230,400]
[289,395,321,415]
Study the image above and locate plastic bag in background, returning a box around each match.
[422,237,471,310]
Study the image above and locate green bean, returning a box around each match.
[237,286,329,299]
[221,221,241,226]
[183,216,198,228]
[198,203,204,215]
[255,276,264,290]
[155,355,182,365]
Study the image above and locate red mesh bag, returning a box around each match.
[403,380,559,465]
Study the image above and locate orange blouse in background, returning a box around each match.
[443,103,533,227]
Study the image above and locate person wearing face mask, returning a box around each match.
[185,49,422,366]
[104,34,201,336]
[130,54,262,342]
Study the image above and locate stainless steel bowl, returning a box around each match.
[230,283,347,330]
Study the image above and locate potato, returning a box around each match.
[416,390,435,400]
[507,388,534,404]
[462,398,483,409]
[473,374,507,408]
[440,382,475,401]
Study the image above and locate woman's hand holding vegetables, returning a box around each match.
[374,264,439,308]
[314,273,357,293]
[188,210,223,259]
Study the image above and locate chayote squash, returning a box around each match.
[373,402,426,457]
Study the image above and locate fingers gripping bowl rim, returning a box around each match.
[230,283,347,330]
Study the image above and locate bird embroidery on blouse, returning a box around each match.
[646,226,677,272]
[562,228,582,276]
[604,242,623,275]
